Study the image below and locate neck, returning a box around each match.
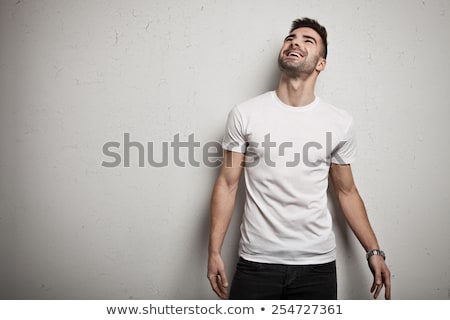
[275,73,317,107]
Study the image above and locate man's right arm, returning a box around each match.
[207,150,244,299]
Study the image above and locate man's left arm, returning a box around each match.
[329,163,391,299]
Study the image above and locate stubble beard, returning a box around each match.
[278,54,319,78]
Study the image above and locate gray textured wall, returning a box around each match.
[0,0,449,299]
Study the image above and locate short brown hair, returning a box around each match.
[290,17,328,58]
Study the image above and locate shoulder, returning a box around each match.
[316,97,354,126]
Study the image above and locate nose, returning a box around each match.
[289,39,299,48]
[289,38,303,50]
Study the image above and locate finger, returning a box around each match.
[217,273,229,298]
[208,274,227,299]
[370,281,376,293]
[385,283,391,300]
[219,271,229,289]
[370,279,379,298]
[373,282,382,299]
[370,278,383,299]
[372,272,383,299]
[383,271,392,300]
[370,276,381,292]
[207,274,222,298]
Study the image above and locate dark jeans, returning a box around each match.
[229,257,337,300]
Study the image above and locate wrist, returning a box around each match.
[366,249,386,261]
[208,246,221,256]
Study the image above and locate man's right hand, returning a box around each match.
[207,253,229,299]
[207,150,243,299]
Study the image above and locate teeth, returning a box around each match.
[288,51,300,57]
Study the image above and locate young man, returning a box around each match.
[207,18,391,300]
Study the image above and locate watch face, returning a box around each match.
[367,249,386,260]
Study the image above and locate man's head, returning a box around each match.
[278,17,328,78]
[290,18,327,59]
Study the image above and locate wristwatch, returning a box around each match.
[366,249,386,261]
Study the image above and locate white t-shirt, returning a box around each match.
[222,91,356,265]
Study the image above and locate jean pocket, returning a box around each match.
[310,261,336,274]
[236,258,263,272]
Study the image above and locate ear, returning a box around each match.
[316,57,326,72]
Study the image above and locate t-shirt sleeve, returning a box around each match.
[331,119,357,164]
[222,106,247,154]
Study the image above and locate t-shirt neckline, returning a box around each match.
[271,91,319,112]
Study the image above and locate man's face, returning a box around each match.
[278,27,325,77]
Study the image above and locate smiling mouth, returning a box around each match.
[284,50,304,59]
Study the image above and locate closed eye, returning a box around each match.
[284,36,295,42]
[303,35,317,44]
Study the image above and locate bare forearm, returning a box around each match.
[209,182,238,255]
[330,164,390,299]
[337,190,380,252]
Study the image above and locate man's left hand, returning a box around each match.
[368,255,391,299]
